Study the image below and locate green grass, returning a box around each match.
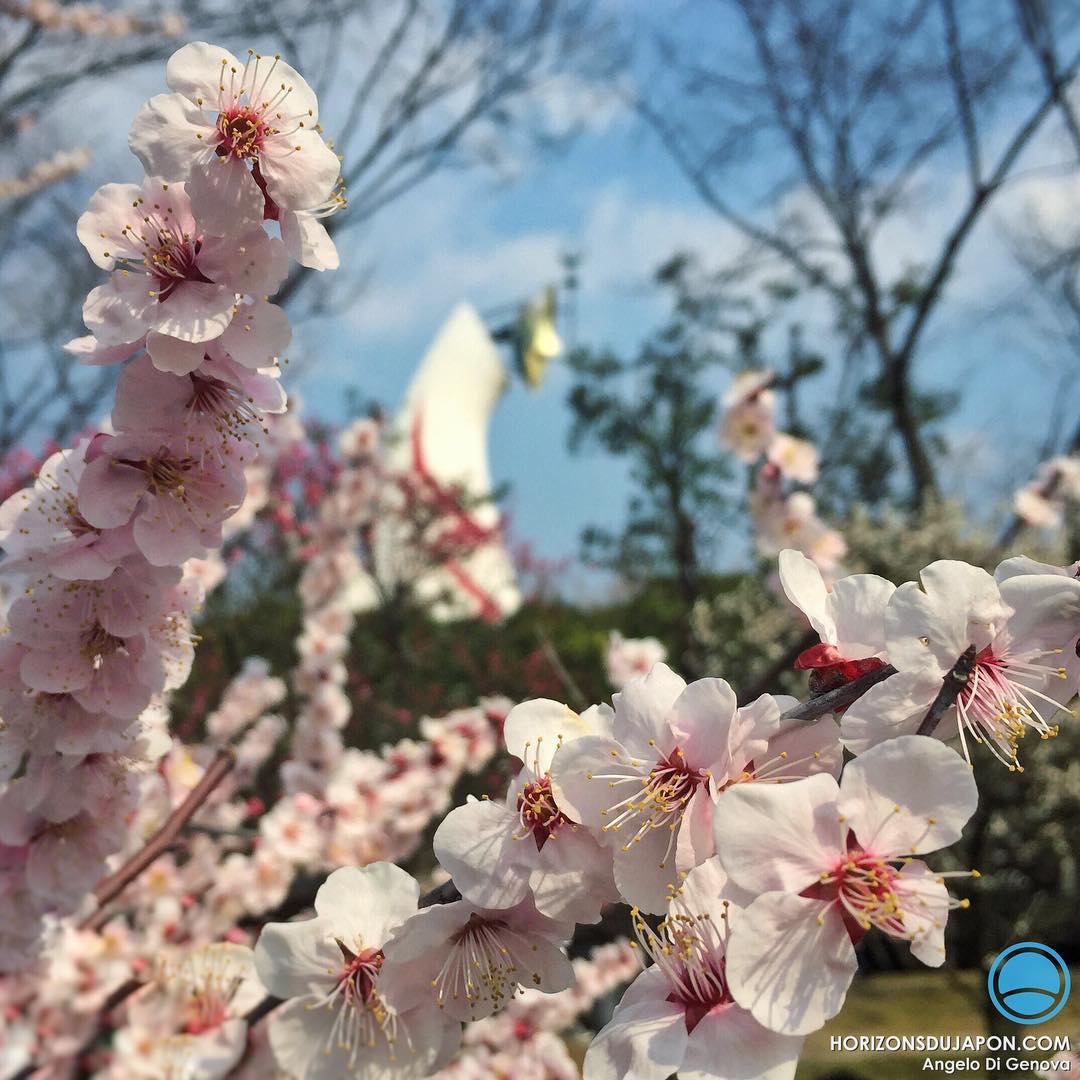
[797,969,1078,1079]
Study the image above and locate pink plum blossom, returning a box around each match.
[111,353,285,450]
[5,563,178,715]
[0,440,134,580]
[714,735,978,1035]
[583,860,803,1080]
[77,430,253,566]
[253,863,459,1079]
[550,664,841,913]
[433,698,618,924]
[842,560,1080,766]
[128,43,341,236]
[76,177,286,372]
[751,486,846,576]
[379,891,575,1023]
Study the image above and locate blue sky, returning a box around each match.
[285,22,1079,573]
[16,6,1080,577]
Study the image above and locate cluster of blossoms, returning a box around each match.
[284,417,382,795]
[719,369,845,576]
[0,0,183,36]
[3,523,1077,1078]
[0,40,342,972]
[240,551,1074,1078]
[1013,454,1080,531]
[779,549,1080,768]
[3,36,1079,1080]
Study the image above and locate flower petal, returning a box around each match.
[252,915,339,999]
[667,677,742,774]
[128,93,211,180]
[837,734,977,855]
[166,41,241,102]
[886,562,1008,679]
[726,892,856,1036]
[146,332,207,375]
[583,985,688,1080]
[504,697,610,775]
[187,157,264,236]
[281,210,339,270]
[612,662,686,757]
[312,862,420,944]
[259,127,340,210]
[682,1003,804,1080]
[714,773,841,895]
[779,548,835,642]
[432,798,532,911]
[145,281,234,344]
[218,299,291,369]
[839,670,940,755]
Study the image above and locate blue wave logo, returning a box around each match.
[987,942,1070,1025]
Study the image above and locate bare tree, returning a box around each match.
[637,0,1080,508]
[0,0,621,451]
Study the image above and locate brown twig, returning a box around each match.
[418,878,462,908]
[243,994,283,1026]
[916,645,977,737]
[80,749,235,927]
[535,628,587,710]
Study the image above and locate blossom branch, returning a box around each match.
[916,645,978,737]
[418,878,462,908]
[80,749,235,926]
[777,662,897,725]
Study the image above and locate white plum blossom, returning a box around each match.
[550,664,841,914]
[253,863,459,1079]
[0,440,134,580]
[778,548,896,691]
[766,434,819,485]
[116,943,264,1079]
[433,698,618,924]
[714,735,978,1035]
[605,631,668,690]
[842,560,1080,767]
[378,892,575,1023]
[129,42,341,236]
[719,369,777,462]
[583,860,803,1080]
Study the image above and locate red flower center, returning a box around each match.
[516,774,571,849]
[216,106,269,160]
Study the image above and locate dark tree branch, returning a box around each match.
[778,662,898,724]
[916,644,978,736]
[81,749,235,925]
